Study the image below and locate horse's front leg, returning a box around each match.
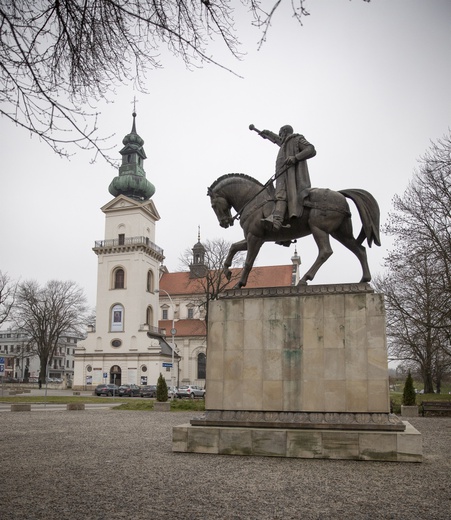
[234,235,264,288]
[224,239,248,281]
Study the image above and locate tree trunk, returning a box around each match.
[423,371,435,394]
[39,356,49,387]
[436,377,441,394]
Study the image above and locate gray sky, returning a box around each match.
[1,0,450,309]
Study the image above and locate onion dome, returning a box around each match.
[108,111,155,200]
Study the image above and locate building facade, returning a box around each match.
[73,112,176,391]
[0,329,81,384]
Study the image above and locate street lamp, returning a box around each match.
[157,288,176,398]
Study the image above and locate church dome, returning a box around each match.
[108,111,155,201]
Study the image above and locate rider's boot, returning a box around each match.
[262,200,290,230]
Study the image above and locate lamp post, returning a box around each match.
[157,288,176,398]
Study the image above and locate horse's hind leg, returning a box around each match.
[299,226,333,285]
[331,220,371,282]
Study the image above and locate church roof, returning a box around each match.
[159,264,294,296]
[159,319,206,338]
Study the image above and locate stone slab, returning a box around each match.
[173,421,422,462]
[11,403,31,412]
[154,402,170,412]
[67,403,85,411]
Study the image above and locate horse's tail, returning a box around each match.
[339,189,381,247]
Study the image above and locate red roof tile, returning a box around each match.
[160,265,293,295]
[159,319,206,337]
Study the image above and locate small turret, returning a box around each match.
[189,227,208,279]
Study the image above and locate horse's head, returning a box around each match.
[207,187,234,228]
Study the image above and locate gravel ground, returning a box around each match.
[1,411,450,520]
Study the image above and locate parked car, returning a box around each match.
[95,384,120,396]
[118,384,141,397]
[140,385,157,398]
[176,385,206,399]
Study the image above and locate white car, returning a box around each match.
[176,385,205,399]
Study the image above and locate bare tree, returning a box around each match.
[12,279,88,387]
[373,252,450,393]
[374,131,451,392]
[0,271,17,326]
[0,0,369,161]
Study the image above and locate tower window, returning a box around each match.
[118,234,125,245]
[114,268,125,289]
[111,304,124,332]
[147,270,154,292]
[146,306,153,327]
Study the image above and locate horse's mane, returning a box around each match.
[209,173,264,192]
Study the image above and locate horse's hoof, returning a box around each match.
[298,279,308,286]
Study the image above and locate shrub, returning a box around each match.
[402,371,416,406]
[156,373,168,402]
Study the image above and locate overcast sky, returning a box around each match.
[1,0,450,310]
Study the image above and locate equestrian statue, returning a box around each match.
[207,123,381,289]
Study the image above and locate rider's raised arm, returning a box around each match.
[260,129,282,146]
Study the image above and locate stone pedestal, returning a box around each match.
[173,283,422,462]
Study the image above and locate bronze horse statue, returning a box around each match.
[208,173,381,288]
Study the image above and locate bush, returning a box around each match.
[402,371,416,406]
[156,373,168,402]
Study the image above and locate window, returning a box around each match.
[162,309,168,320]
[118,234,125,245]
[147,270,154,292]
[197,353,206,379]
[114,268,125,289]
[111,304,124,332]
[146,306,154,326]
[187,308,194,319]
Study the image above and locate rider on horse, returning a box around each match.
[254,124,316,231]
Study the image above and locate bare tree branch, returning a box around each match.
[0,271,18,326]
[0,1,371,162]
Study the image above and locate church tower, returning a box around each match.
[74,111,173,390]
